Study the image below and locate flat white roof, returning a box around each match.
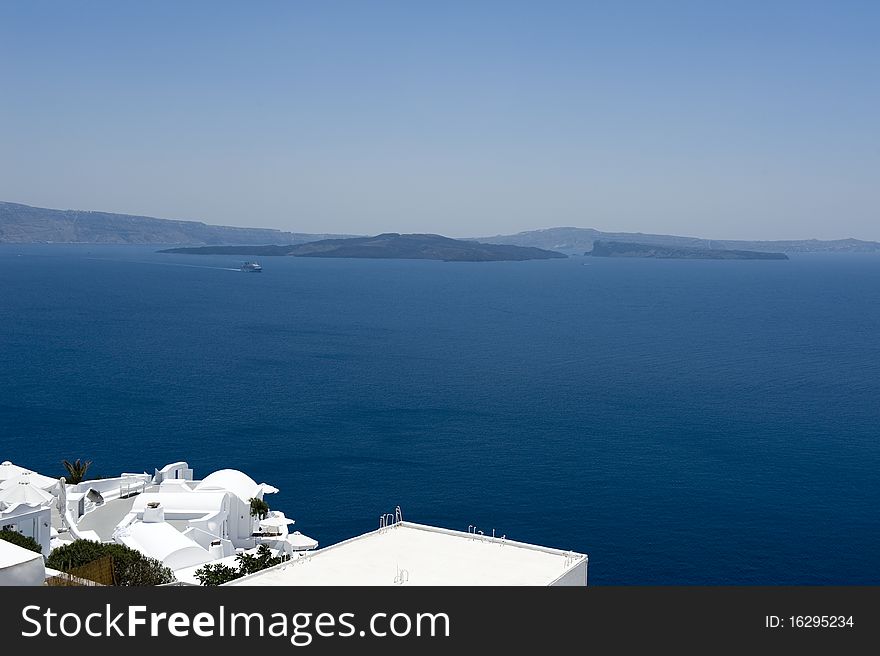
[227,522,586,586]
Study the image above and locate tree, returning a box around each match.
[249,497,270,520]
[121,553,177,586]
[46,540,174,586]
[193,563,242,586]
[194,545,288,585]
[236,544,283,576]
[0,529,42,554]
[62,458,92,484]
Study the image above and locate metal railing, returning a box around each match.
[378,506,405,532]
[119,480,146,498]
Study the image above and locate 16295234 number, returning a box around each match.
[790,616,854,628]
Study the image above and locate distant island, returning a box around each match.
[478,227,880,255]
[160,233,567,262]
[4,200,878,255]
[0,201,355,246]
[587,240,789,260]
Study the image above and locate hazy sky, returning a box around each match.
[1,1,878,239]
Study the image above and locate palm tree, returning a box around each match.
[62,459,92,484]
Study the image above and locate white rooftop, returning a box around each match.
[195,469,269,502]
[116,520,212,571]
[0,539,46,586]
[227,522,586,586]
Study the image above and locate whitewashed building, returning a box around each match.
[0,458,588,586]
[0,461,57,556]
[228,519,587,586]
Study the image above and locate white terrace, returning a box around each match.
[228,521,588,587]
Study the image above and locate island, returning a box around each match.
[159,233,567,262]
[5,200,875,255]
[478,226,879,255]
[586,240,789,260]
[0,200,355,245]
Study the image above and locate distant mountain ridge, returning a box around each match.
[479,227,880,254]
[161,233,566,262]
[4,200,878,254]
[0,201,354,245]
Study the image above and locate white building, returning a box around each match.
[99,465,296,573]
[0,502,53,557]
[0,462,57,556]
[25,459,589,586]
[116,511,215,571]
[228,520,588,586]
[115,467,279,548]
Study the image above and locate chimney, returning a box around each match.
[143,501,165,523]
[209,540,225,559]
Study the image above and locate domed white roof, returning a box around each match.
[195,469,261,501]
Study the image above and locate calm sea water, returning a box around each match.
[1,244,878,584]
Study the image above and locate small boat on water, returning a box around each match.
[241,261,263,272]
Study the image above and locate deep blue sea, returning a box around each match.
[2,244,878,584]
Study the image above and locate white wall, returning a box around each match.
[227,496,258,546]
[0,505,52,556]
[154,462,193,484]
[68,474,150,505]
[182,526,235,558]
[550,558,588,586]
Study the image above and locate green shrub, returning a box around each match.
[193,563,242,586]
[194,545,288,585]
[47,540,174,586]
[0,529,43,554]
[236,544,283,575]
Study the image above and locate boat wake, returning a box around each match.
[86,258,242,272]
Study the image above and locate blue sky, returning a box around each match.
[1,1,877,238]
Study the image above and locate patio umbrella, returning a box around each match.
[0,471,59,492]
[0,482,55,510]
[286,531,318,551]
[0,461,32,483]
[259,514,295,529]
[56,478,70,531]
[56,478,67,514]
